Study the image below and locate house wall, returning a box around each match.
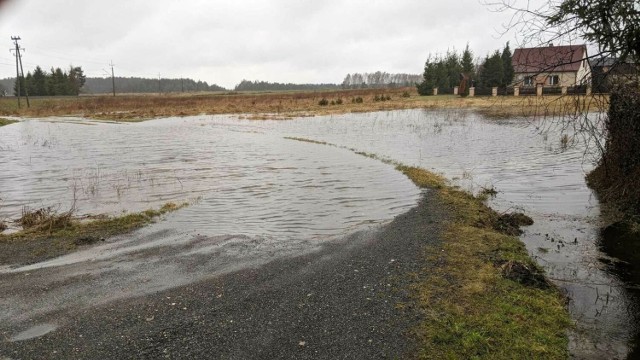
[575,49,592,85]
[513,47,592,87]
[514,72,579,87]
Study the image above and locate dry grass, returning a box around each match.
[0,88,609,121]
[19,206,74,233]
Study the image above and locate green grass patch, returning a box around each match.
[283,136,330,146]
[0,117,18,127]
[401,167,570,359]
[0,202,188,265]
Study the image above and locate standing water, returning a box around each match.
[235,109,634,359]
[0,110,636,358]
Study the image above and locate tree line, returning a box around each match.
[14,65,86,96]
[417,43,514,95]
[341,72,422,89]
[234,80,339,92]
[82,77,226,94]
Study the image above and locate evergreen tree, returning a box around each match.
[51,68,68,95]
[13,76,25,96]
[25,72,35,96]
[479,51,504,87]
[32,66,47,96]
[501,42,514,86]
[461,44,475,79]
[68,66,86,95]
[418,49,468,94]
[444,50,462,88]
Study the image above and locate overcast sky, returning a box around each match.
[0,0,535,89]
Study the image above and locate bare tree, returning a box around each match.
[487,0,640,211]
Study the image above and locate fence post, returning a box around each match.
[536,84,543,97]
[514,86,519,97]
[492,87,498,97]
[469,87,475,97]
[561,86,567,95]
[454,86,459,95]
[433,87,438,96]
[586,86,592,96]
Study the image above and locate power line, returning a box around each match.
[28,48,107,66]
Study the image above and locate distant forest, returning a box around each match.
[341,72,422,88]
[234,80,340,91]
[0,79,12,95]
[0,72,422,96]
[0,76,226,95]
[82,77,226,94]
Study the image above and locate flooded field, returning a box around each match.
[0,109,637,358]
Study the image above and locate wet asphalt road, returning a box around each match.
[0,192,444,359]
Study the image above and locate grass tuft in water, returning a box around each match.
[0,202,188,265]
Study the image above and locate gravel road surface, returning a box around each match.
[0,192,444,359]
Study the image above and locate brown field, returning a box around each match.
[0,87,609,121]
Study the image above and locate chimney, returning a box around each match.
[548,42,554,47]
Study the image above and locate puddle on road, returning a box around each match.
[9,324,57,342]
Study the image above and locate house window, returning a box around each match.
[548,75,560,86]
[524,76,534,86]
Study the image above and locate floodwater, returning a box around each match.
[0,116,420,336]
[0,110,636,358]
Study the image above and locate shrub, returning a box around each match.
[352,97,363,103]
[335,98,343,105]
[402,91,410,98]
[19,206,74,232]
[318,98,329,106]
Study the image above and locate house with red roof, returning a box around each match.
[512,44,591,87]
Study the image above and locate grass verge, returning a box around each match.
[0,202,187,265]
[285,137,571,359]
[400,166,570,359]
[0,117,18,127]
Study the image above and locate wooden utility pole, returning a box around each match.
[11,37,20,108]
[17,45,29,107]
[10,36,29,108]
[109,61,115,97]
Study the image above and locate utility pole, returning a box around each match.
[10,36,29,108]
[109,61,115,97]
[158,73,161,94]
[181,78,184,93]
